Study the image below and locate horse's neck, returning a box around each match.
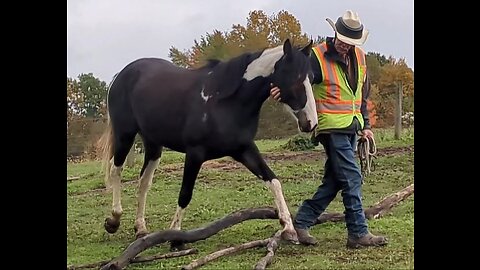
[243,46,284,81]
[239,79,270,109]
[235,45,284,107]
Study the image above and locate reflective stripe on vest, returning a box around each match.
[312,42,366,130]
[316,100,361,114]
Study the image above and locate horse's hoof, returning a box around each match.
[135,230,148,239]
[104,217,120,234]
[133,224,149,239]
[281,229,299,244]
[170,241,187,251]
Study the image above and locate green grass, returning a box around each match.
[67,135,414,269]
[373,127,414,148]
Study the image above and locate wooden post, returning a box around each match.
[394,81,403,140]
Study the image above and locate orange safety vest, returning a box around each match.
[311,42,367,131]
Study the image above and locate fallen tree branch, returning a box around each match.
[67,176,81,182]
[181,239,269,270]
[254,230,282,270]
[315,183,414,224]
[364,183,414,219]
[67,248,197,270]
[98,184,414,270]
[133,248,198,263]
[100,207,278,270]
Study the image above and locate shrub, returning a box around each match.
[283,134,317,151]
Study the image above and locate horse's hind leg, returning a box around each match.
[104,132,136,234]
[134,143,162,239]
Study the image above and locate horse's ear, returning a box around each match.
[283,39,293,61]
[301,40,313,57]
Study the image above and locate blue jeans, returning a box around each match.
[294,133,368,238]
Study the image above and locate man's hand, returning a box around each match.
[270,83,281,102]
[361,129,374,139]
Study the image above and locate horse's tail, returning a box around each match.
[98,113,114,189]
[98,73,118,189]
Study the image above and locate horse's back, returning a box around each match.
[108,58,206,150]
[117,57,186,84]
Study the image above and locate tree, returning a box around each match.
[165,9,413,134]
[77,73,108,118]
[367,100,377,127]
[242,10,271,51]
[366,54,382,86]
[168,10,311,70]
[312,36,326,46]
[67,77,82,121]
[67,77,83,134]
[269,10,309,46]
[200,30,230,63]
[169,47,190,68]
[373,57,414,127]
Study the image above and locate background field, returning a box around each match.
[67,128,414,269]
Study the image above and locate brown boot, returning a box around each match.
[295,228,318,246]
[347,232,388,249]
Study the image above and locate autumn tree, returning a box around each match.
[169,10,311,69]
[373,57,414,127]
[166,9,413,136]
[269,10,309,46]
[366,53,384,86]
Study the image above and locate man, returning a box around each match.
[270,10,388,249]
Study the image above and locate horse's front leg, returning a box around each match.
[232,143,298,243]
[169,148,204,250]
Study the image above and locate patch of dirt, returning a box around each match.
[265,145,413,161]
[70,145,413,197]
[375,145,414,157]
[201,160,243,171]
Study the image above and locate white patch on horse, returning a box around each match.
[110,164,123,217]
[302,77,318,130]
[134,159,160,234]
[208,71,213,75]
[281,77,318,132]
[243,45,284,81]
[170,206,185,230]
[265,179,295,236]
[200,85,211,102]
[202,113,208,122]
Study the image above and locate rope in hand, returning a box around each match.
[357,135,377,181]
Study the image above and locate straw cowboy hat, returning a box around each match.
[326,10,369,46]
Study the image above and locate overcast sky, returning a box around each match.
[67,0,413,83]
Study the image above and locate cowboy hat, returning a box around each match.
[326,10,369,46]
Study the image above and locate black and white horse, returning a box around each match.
[98,39,317,246]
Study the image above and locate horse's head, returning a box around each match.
[270,39,318,133]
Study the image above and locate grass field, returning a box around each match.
[67,128,414,269]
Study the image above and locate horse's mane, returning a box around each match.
[189,59,221,71]
[204,59,222,68]
[193,47,268,71]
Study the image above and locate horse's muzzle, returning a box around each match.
[298,120,317,133]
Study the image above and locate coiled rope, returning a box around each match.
[357,136,377,180]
